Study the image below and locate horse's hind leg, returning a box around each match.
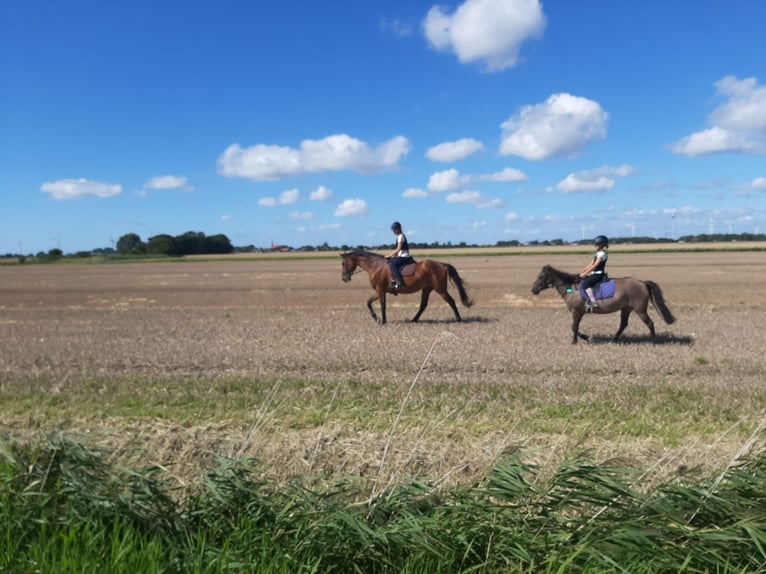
[635,309,656,340]
[411,288,432,322]
[613,308,632,342]
[438,289,462,322]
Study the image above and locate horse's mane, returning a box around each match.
[543,265,580,285]
[347,250,386,261]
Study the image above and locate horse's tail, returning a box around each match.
[645,280,676,325]
[445,263,474,308]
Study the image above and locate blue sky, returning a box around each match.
[2,0,766,254]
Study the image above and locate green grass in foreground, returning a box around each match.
[2,435,766,573]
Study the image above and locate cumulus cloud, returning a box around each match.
[309,185,333,201]
[499,93,609,160]
[258,188,299,207]
[218,134,411,180]
[504,211,519,222]
[334,198,368,217]
[426,138,484,162]
[40,178,121,200]
[427,168,471,192]
[422,0,546,72]
[446,190,482,204]
[670,76,766,156]
[555,164,635,194]
[144,175,188,190]
[289,211,313,220]
[403,187,429,198]
[478,167,528,182]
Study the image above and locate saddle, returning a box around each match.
[400,262,417,277]
[578,279,616,302]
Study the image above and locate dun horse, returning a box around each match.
[531,264,676,343]
[341,250,473,324]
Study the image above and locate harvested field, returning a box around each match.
[2,247,766,493]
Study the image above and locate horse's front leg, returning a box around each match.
[571,310,588,343]
[366,292,382,324]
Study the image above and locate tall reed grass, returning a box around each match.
[2,434,765,573]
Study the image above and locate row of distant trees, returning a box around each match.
[116,231,233,256]
[3,232,766,262]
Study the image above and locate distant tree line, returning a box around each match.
[116,231,233,256]
[3,232,766,262]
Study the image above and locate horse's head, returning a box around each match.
[531,265,555,294]
[340,252,357,283]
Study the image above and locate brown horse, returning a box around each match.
[341,250,473,324]
[530,265,676,343]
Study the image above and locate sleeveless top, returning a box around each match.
[396,233,410,258]
[591,250,607,274]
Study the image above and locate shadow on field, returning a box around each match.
[402,316,495,325]
[589,332,694,346]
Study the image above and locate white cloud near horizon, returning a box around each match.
[499,93,609,160]
[670,76,766,156]
[218,134,411,181]
[751,176,766,190]
[426,138,484,162]
[40,178,122,200]
[422,0,546,72]
[334,198,368,217]
[556,164,636,193]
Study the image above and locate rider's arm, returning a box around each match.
[386,237,404,259]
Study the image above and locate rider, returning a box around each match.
[386,221,413,292]
[579,235,609,309]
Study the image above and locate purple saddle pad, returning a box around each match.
[579,279,615,301]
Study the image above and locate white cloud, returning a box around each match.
[280,188,299,205]
[309,185,333,201]
[422,0,546,72]
[260,189,299,207]
[751,177,766,190]
[220,214,231,221]
[218,134,411,180]
[478,167,528,182]
[144,175,187,190]
[499,93,609,160]
[427,168,470,192]
[403,187,428,198]
[289,211,313,220]
[670,76,766,156]
[40,178,121,200]
[334,199,368,217]
[426,138,484,162]
[504,211,519,222]
[557,175,615,194]
[477,197,504,208]
[446,190,481,204]
[555,164,635,194]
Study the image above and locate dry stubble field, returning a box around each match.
[2,246,766,492]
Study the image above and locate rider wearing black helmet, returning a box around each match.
[386,221,413,293]
[579,235,609,309]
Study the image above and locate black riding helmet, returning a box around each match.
[391,221,402,230]
[594,235,609,247]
